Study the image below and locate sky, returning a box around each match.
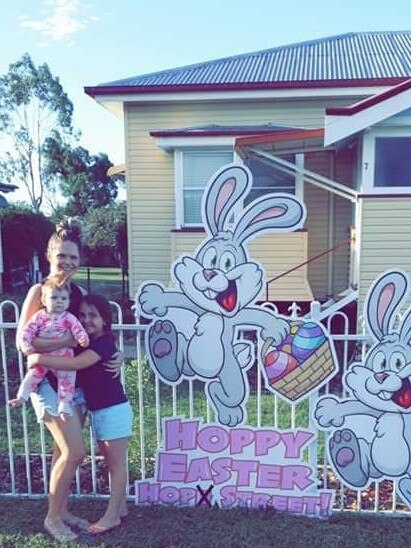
[1,0,411,204]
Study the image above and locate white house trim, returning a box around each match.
[155,136,235,152]
[325,85,411,146]
[94,86,390,120]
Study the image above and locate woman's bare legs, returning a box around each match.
[89,438,128,533]
[43,411,86,540]
[48,407,89,530]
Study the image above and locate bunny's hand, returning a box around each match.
[139,283,168,317]
[314,396,345,428]
[261,317,290,346]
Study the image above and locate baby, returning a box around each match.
[9,276,89,419]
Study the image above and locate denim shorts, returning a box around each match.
[90,401,133,441]
[30,379,87,422]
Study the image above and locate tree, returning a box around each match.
[82,202,128,272]
[42,131,120,216]
[0,54,73,212]
[0,203,54,274]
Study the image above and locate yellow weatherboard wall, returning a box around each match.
[359,197,411,310]
[124,97,357,299]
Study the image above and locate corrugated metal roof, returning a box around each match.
[96,32,411,90]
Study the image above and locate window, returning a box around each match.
[362,128,411,194]
[374,137,411,187]
[177,149,233,226]
[244,155,296,205]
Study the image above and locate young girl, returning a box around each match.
[28,294,133,534]
[10,277,89,419]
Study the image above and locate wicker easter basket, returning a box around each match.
[261,325,336,402]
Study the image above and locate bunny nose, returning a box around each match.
[375,372,389,384]
[203,269,217,282]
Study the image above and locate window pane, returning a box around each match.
[184,190,203,224]
[375,138,411,187]
[182,149,233,224]
[244,156,295,205]
[183,150,233,188]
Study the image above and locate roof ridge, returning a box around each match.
[100,31,411,86]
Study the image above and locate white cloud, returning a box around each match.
[18,0,97,44]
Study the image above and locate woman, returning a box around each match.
[16,220,121,541]
[28,293,133,534]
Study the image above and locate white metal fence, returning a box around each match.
[0,298,408,515]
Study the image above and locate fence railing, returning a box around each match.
[0,298,408,515]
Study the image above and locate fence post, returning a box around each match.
[308,300,321,489]
[87,267,91,293]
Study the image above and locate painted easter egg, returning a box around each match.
[264,350,299,382]
[291,322,326,361]
[276,322,300,353]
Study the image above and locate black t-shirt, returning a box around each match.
[76,333,127,411]
[46,282,84,391]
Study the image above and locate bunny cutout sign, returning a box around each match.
[137,163,337,426]
[315,270,411,510]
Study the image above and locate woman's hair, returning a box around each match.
[46,219,82,261]
[81,294,113,332]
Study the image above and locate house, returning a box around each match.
[85,31,411,314]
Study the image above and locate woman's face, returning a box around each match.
[48,241,80,280]
[79,302,105,339]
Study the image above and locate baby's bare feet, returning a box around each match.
[8,398,23,408]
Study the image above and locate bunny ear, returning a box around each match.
[203,164,251,235]
[366,270,408,340]
[232,194,306,245]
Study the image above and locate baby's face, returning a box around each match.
[43,288,70,314]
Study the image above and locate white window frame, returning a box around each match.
[362,122,411,194]
[163,138,303,229]
[174,143,235,228]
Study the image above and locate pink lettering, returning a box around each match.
[185,457,212,483]
[231,460,258,487]
[137,482,160,503]
[230,428,254,455]
[255,430,282,456]
[165,419,199,451]
[281,465,314,490]
[159,486,180,504]
[211,457,232,485]
[282,430,314,458]
[157,453,187,482]
[256,464,281,489]
[198,425,229,453]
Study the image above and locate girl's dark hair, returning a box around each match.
[82,294,112,332]
[46,219,82,261]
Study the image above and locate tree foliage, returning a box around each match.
[43,131,119,216]
[82,202,128,271]
[0,54,73,212]
[0,204,54,272]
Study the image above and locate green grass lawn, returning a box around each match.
[73,267,127,304]
[1,359,315,489]
[1,496,411,548]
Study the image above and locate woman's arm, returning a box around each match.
[27,349,101,371]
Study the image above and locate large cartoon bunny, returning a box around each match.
[315,270,411,508]
[137,163,306,426]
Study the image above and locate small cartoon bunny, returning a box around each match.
[314,270,411,509]
[137,163,306,426]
